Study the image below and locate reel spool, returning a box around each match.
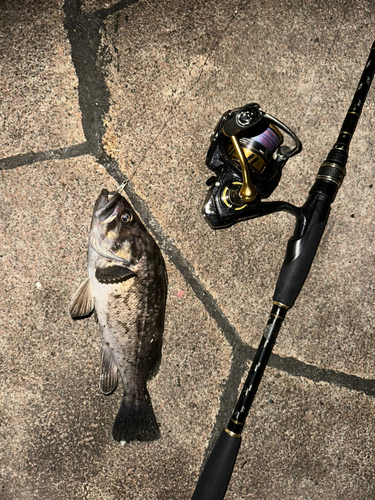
[227,121,283,176]
[203,103,302,228]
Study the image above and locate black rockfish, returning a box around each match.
[70,189,167,443]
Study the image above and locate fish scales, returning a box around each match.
[70,189,167,443]
[92,246,163,391]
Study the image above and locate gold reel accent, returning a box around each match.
[230,135,258,203]
[222,182,248,210]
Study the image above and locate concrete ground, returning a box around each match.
[1,1,374,499]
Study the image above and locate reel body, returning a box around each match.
[203,103,302,228]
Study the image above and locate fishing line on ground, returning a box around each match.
[113,0,252,188]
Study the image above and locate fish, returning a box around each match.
[69,189,167,443]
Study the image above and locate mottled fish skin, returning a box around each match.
[70,189,167,443]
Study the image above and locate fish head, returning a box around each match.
[89,189,148,266]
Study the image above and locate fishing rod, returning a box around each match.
[192,41,375,500]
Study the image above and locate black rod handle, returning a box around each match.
[191,429,241,500]
[273,193,330,308]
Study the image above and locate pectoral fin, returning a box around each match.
[99,344,118,395]
[69,278,94,319]
[95,266,137,284]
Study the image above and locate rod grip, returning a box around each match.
[273,196,330,308]
[191,429,241,500]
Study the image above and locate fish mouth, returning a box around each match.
[90,189,130,264]
[95,189,122,223]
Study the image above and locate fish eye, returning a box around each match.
[121,211,133,224]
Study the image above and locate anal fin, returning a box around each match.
[69,278,94,319]
[99,344,118,395]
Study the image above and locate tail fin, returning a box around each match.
[112,391,160,443]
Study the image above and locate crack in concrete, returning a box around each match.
[1,0,374,466]
[269,354,375,398]
[0,142,90,170]
[62,0,112,161]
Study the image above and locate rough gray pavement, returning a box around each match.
[1,1,374,499]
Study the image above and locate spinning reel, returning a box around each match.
[203,103,302,228]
